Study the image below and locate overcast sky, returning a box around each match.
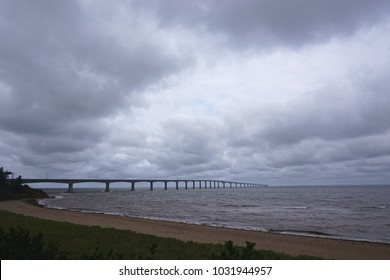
[1,0,390,185]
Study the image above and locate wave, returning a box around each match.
[268,228,390,244]
[39,204,127,217]
[220,204,259,208]
[269,228,334,237]
[367,206,387,209]
[282,206,308,209]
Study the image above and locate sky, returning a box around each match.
[1,0,390,186]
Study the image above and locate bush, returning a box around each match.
[0,226,67,259]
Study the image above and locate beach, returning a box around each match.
[1,199,390,259]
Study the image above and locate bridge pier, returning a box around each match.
[131,182,135,191]
[164,181,168,190]
[150,181,154,191]
[67,182,74,193]
[176,181,179,190]
[105,182,110,192]
[193,181,195,189]
[185,181,188,190]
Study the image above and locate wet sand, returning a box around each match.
[1,200,390,259]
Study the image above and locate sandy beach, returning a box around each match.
[1,199,390,259]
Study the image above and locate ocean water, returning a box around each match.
[38,185,390,244]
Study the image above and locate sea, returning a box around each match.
[36,185,390,244]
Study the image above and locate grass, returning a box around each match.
[0,209,320,259]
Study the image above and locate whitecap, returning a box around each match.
[282,206,308,209]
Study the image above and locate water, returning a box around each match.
[37,185,390,244]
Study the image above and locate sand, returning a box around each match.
[1,199,390,259]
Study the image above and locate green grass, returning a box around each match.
[0,209,320,259]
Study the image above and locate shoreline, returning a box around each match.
[1,199,390,259]
[29,198,390,246]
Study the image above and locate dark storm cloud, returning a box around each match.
[142,0,390,47]
[0,0,179,156]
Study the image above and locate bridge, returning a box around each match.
[20,178,268,192]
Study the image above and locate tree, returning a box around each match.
[0,167,8,188]
[0,167,48,201]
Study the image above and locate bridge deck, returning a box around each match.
[19,178,268,192]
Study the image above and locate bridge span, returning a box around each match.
[20,178,268,192]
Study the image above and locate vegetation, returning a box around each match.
[0,167,48,201]
[0,226,67,259]
[0,210,320,260]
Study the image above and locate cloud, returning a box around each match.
[0,0,180,156]
[152,115,230,176]
[217,53,390,183]
[257,68,390,146]
[1,0,390,184]
[145,0,390,48]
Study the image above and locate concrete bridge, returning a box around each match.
[20,178,268,193]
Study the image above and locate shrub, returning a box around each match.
[0,226,67,259]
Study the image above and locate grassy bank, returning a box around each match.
[0,209,319,260]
